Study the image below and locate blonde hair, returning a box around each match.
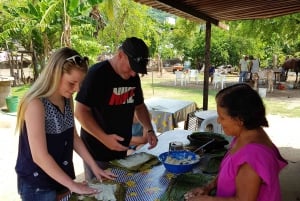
[15,47,88,134]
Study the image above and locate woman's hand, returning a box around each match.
[69,181,100,195]
[185,194,212,201]
[57,183,100,201]
[185,177,217,200]
[91,166,117,181]
[184,187,206,200]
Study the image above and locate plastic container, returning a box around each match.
[159,150,200,174]
[5,96,19,112]
[287,83,294,90]
[258,88,267,98]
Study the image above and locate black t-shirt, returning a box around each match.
[75,60,144,161]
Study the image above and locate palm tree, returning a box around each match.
[0,0,106,79]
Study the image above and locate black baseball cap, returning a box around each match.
[121,37,149,74]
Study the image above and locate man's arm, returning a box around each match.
[130,126,148,146]
[74,101,127,151]
[134,103,153,131]
[134,103,158,149]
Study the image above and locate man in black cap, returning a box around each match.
[75,37,158,180]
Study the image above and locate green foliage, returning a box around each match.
[188,26,240,67]
[227,13,300,66]
[71,35,103,64]
[96,0,157,56]
[0,0,299,73]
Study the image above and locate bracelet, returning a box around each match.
[147,129,154,133]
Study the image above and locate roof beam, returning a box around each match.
[155,0,229,30]
[156,0,219,25]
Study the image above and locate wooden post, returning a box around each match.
[203,22,211,110]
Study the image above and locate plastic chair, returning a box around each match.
[213,72,226,89]
[174,71,187,86]
[198,115,224,134]
[184,109,203,131]
[188,69,199,84]
[184,110,225,135]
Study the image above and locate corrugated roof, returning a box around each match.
[134,0,300,26]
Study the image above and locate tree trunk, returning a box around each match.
[32,50,39,81]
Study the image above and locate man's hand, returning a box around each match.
[102,134,128,151]
[147,130,158,149]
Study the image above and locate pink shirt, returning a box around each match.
[217,138,287,201]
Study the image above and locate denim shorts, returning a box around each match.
[17,176,56,201]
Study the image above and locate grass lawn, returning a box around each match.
[11,71,300,118]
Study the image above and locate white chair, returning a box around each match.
[188,69,199,84]
[174,71,187,86]
[257,70,266,85]
[198,115,223,134]
[213,72,226,89]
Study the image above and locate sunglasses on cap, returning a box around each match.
[122,48,149,64]
[65,55,89,66]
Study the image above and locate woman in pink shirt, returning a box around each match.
[185,83,287,201]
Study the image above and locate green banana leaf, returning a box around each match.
[160,173,214,201]
[110,152,160,172]
[200,150,227,174]
[68,180,126,201]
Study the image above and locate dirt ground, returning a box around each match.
[0,113,300,201]
[0,69,299,200]
[145,70,300,103]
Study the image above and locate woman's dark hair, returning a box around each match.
[216,83,269,129]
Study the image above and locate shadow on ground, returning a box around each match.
[279,147,300,201]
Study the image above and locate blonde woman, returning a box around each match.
[15,47,116,201]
